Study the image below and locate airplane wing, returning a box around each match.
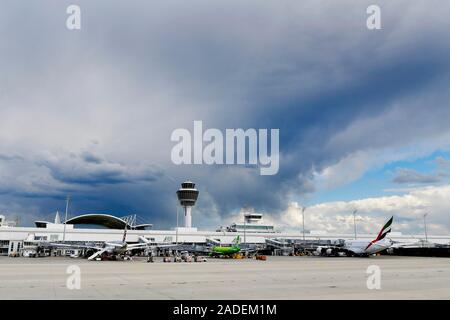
[127,236,181,251]
[174,244,212,255]
[106,242,126,248]
[49,242,101,250]
[156,243,180,249]
[239,244,259,253]
[127,242,180,251]
[127,243,151,250]
[88,249,107,260]
[125,236,153,250]
[120,236,201,254]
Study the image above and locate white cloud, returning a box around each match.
[274,185,450,235]
[314,150,372,190]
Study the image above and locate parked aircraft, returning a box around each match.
[204,236,258,257]
[316,216,394,257]
[50,226,175,261]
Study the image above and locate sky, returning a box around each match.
[1,0,450,235]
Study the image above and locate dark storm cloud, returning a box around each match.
[81,151,103,164]
[392,168,442,185]
[38,151,162,186]
[0,154,24,161]
[1,1,450,229]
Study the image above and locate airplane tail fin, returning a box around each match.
[122,220,128,243]
[233,235,241,247]
[365,216,394,251]
[374,216,393,242]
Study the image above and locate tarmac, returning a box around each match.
[0,255,449,299]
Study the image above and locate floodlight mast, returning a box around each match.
[176,205,179,245]
[63,195,70,242]
[423,213,429,242]
[301,206,306,241]
[353,209,358,240]
[244,215,246,245]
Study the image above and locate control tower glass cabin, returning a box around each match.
[176,181,199,228]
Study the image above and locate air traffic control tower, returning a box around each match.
[176,180,199,229]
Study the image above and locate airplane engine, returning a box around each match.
[316,247,338,256]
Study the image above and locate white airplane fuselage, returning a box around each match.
[103,241,131,255]
[344,239,392,255]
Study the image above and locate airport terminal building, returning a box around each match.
[1,211,450,257]
[1,181,450,256]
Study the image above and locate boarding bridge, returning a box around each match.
[265,238,290,248]
[265,238,294,255]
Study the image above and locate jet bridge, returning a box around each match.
[265,238,294,255]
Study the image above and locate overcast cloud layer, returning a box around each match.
[1,1,450,234]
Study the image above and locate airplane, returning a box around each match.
[316,216,394,257]
[174,235,258,258]
[50,225,176,261]
[209,235,258,257]
[211,235,242,256]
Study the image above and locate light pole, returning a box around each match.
[63,195,70,242]
[353,209,357,240]
[244,215,246,245]
[423,213,428,243]
[301,206,306,241]
[176,204,179,245]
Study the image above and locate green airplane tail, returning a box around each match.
[232,235,241,247]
